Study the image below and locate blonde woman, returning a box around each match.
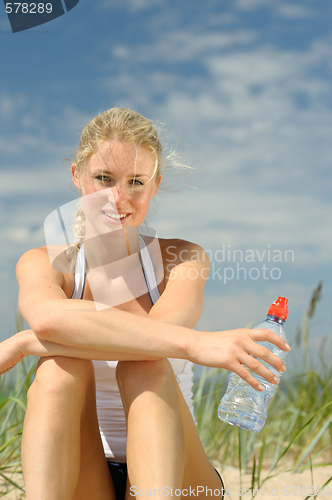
[0,108,290,500]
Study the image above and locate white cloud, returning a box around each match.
[236,0,315,18]
[153,182,332,267]
[102,32,332,137]
[0,166,71,196]
[0,96,89,159]
[208,14,236,26]
[0,94,27,117]
[111,30,256,63]
[112,45,131,59]
[277,4,314,19]
[235,0,273,11]
[2,227,32,244]
[96,29,332,275]
[98,0,163,11]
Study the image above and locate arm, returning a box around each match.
[148,240,210,328]
[16,242,207,357]
[15,247,189,359]
[13,241,209,363]
[6,245,290,390]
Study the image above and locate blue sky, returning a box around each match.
[0,0,331,364]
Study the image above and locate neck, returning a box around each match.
[84,222,140,270]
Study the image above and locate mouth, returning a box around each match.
[102,211,131,224]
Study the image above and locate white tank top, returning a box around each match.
[71,235,195,462]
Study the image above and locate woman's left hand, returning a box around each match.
[187,328,290,391]
[0,334,25,375]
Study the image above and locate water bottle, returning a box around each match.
[218,297,289,432]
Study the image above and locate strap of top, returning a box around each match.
[71,235,161,305]
[138,235,161,305]
[71,242,86,300]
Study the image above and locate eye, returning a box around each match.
[129,179,144,186]
[96,175,112,184]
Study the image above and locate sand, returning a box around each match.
[217,464,332,500]
[0,470,24,500]
[1,465,331,499]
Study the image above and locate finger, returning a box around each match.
[249,328,291,351]
[249,342,287,373]
[231,363,267,392]
[239,352,283,386]
[0,365,14,375]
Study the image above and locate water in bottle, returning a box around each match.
[218,297,289,432]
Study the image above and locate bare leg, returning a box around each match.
[116,358,185,493]
[21,356,115,500]
[116,359,223,499]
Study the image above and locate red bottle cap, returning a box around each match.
[267,297,288,321]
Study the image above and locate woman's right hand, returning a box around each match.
[188,328,290,391]
[0,334,25,375]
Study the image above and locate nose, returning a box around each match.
[108,182,129,205]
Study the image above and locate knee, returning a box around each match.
[116,359,176,397]
[27,356,94,403]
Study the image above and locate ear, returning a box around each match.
[151,174,162,198]
[71,163,82,190]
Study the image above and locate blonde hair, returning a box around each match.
[75,107,162,177]
[65,107,163,270]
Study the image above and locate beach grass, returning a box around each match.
[0,315,36,497]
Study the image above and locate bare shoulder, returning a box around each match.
[17,246,51,272]
[159,238,210,279]
[159,238,210,264]
[16,246,64,288]
[17,246,74,328]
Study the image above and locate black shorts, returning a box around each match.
[107,461,225,500]
[107,461,127,500]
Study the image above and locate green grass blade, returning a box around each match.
[294,412,332,470]
[274,400,332,467]
[0,471,25,492]
[257,433,266,487]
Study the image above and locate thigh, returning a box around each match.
[121,362,224,500]
[174,374,224,499]
[74,368,115,500]
[49,357,117,500]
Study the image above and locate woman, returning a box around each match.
[0,108,290,500]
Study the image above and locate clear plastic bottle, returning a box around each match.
[218,297,289,432]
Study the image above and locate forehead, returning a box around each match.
[86,140,155,174]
